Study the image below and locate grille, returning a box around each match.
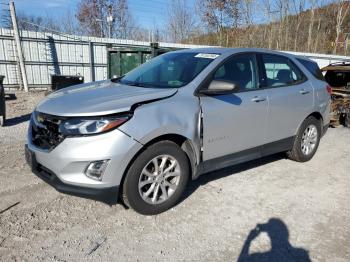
[31,112,65,150]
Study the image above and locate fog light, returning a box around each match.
[85,160,109,181]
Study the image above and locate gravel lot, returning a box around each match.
[1,91,350,261]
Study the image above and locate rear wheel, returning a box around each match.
[122,141,190,215]
[287,116,321,162]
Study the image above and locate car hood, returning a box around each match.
[35,80,178,117]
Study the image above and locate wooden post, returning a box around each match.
[9,0,28,92]
[89,41,95,82]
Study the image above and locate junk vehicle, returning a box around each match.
[322,63,350,127]
[25,48,331,215]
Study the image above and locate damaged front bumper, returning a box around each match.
[25,145,119,204]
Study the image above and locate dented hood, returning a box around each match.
[35,80,177,117]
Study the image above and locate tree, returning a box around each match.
[197,0,241,46]
[292,0,306,51]
[114,0,135,38]
[76,0,135,38]
[167,0,196,42]
[17,13,61,32]
[333,0,350,54]
[307,0,318,52]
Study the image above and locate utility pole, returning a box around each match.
[9,0,28,92]
[107,5,114,39]
[89,41,95,82]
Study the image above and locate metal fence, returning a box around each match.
[0,28,213,89]
[0,27,349,90]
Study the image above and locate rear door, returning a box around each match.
[259,53,314,144]
[200,53,269,161]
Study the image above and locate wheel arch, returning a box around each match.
[119,133,198,199]
[295,111,324,137]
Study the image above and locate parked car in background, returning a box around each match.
[25,48,331,215]
[321,63,350,127]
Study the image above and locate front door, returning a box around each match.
[199,53,269,161]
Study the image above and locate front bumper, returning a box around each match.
[26,149,119,204]
[26,127,143,201]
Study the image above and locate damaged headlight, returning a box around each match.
[59,114,131,136]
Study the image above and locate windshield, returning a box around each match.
[119,52,219,88]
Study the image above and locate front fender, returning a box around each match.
[118,92,201,162]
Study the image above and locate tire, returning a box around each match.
[122,141,190,215]
[0,115,5,127]
[287,116,321,162]
[0,94,5,127]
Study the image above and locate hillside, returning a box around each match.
[186,2,350,55]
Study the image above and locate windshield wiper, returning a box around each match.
[127,82,146,87]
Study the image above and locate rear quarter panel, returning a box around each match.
[309,78,331,127]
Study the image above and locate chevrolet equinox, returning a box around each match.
[25,48,331,215]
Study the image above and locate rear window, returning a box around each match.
[297,58,324,80]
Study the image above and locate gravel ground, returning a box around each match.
[0,91,350,261]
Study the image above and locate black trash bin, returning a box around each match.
[51,75,84,91]
[0,75,5,126]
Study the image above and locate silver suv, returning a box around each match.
[25,48,331,215]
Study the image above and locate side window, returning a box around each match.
[262,54,305,88]
[213,54,258,91]
[296,58,324,81]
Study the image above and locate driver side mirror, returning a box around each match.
[198,80,240,96]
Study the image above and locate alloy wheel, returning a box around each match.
[138,155,181,205]
[301,124,318,156]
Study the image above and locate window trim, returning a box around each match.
[195,51,309,96]
[257,53,308,89]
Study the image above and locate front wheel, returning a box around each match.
[287,116,321,162]
[122,141,190,215]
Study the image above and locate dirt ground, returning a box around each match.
[0,91,350,261]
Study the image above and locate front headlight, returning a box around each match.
[59,114,131,135]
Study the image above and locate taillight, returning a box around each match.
[326,85,332,95]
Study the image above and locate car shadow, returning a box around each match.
[4,113,31,126]
[180,153,285,204]
[237,218,311,262]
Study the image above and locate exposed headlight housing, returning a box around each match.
[59,114,131,136]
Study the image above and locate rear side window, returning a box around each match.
[262,54,306,88]
[297,58,324,80]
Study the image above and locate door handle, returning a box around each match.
[299,89,310,95]
[251,96,266,102]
